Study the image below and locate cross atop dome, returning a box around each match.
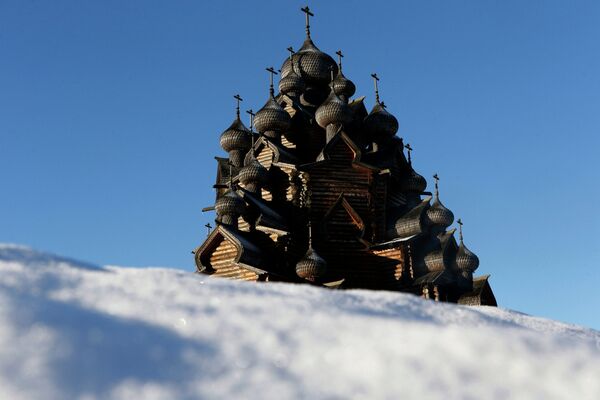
[405,143,413,164]
[266,66,278,95]
[233,94,243,118]
[371,73,381,103]
[336,50,344,71]
[301,6,314,38]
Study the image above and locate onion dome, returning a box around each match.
[427,197,454,228]
[219,117,251,153]
[455,219,479,274]
[426,174,454,228]
[239,157,268,188]
[315,89,353,128]
[254,68,292,135]
[279,70,306,96]
[331,50,355,101]
[332,71,356,101]
[363,102,399,140]
[295,224,327,281]
[215,187,246,221]
[254,96,292,133]
[400,168,427,193]
[279,47,306,96]
[281,38,337,86]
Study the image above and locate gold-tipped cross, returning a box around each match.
[205,223,212,236]
[233,94,243,118]
[301,6,314,38]
[335,50,344,71]
[371,73,380,103]
[266,66,278,95]
[404,143,413,164]
[457,218,464,241]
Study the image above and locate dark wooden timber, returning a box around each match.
[192,7,496,306]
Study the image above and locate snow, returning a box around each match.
[1,243,599,400]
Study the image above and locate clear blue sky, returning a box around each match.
[1,1,599,328]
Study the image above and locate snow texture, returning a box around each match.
[1,243,599,400]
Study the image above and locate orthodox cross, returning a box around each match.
[371,73,380,103]
[301,6,314,38]
[233,94,243,118]
[246,108,256,146]
[266,66,278,95]
[205,223,212,236]
[335,50,344,71]
[246,109,255,132]
[286,46,295,61]
[433,173,440,196]
[457,218,464,242]
[404,143,413,164]
[307,220,313,247]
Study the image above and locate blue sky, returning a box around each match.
[1,1,599,329]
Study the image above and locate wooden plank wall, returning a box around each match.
[210,239,258,281]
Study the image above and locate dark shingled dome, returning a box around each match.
[238,156,269,186]
[363,102,399,141]
[279,68,306,96]
[281,38,337,86]
[254,96,292,133]
[315,90,353,128]
[456,242,479,273]
[400,169,427,193]
[296,246,327,281]
[219,117,252,153]
[215,188,246,218]
[332,70,356,100]
[426,197,454,228]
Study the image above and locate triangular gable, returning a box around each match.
[317,130,361,163]
[322,193,366,236]
[193,225,269,275]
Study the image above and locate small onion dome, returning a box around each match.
[455,241,479,273]
[363,102,399,140]
[281,38,337,86]
[279,68,306,96]
[219,117,251,153]
[399,168,427,193]
[238,157,268,186]
[332,70,356,100]
[214,188,246,218]
[315,90,353,128]
[426,197,454,228]
[254,96,292,134]
[296,246,327,281]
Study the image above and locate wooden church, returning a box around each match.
[193,7,497,306]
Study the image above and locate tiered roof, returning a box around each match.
[194,6,494,305]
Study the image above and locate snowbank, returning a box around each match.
[1,243,599,400]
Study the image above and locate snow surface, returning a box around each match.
[1,243,599,400]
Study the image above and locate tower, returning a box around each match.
[193,7,496,306]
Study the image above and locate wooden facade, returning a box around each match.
[193,9,497,306]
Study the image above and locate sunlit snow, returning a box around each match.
[1,243,599,400]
